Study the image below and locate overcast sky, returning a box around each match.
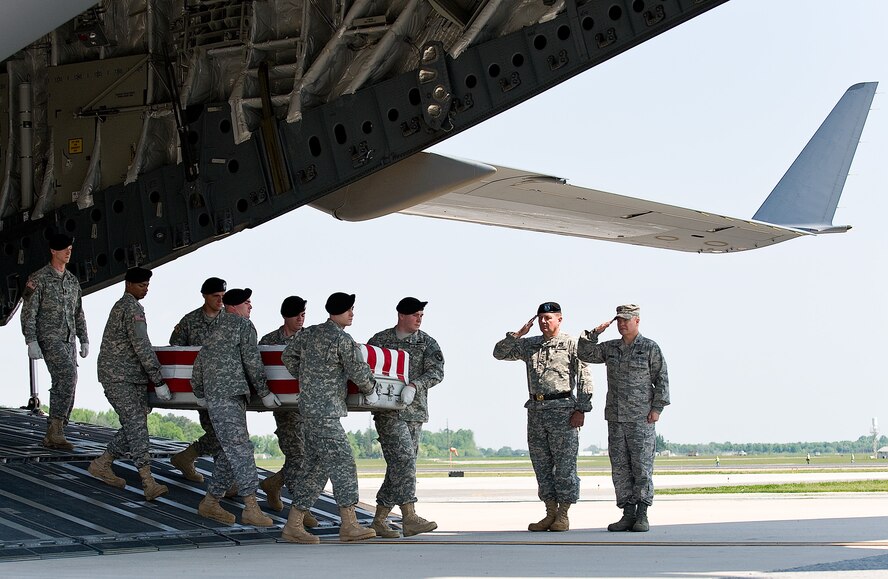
[2,0,886,451]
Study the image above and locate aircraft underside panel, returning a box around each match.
[0,408,376,560]
[0,0,729,325]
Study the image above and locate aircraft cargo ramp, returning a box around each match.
[0,407,374,562]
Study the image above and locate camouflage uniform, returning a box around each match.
[367,328,444,507]
[577,330,669,507]
[169,307,223,457]
[190,311,271,497]
[281,319,376,508]
[97,292,164,468]
[493,332,592,504]
[259,327,305,494]
[20,263,88,423]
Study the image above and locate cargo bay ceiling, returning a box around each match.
[0,0,729,325]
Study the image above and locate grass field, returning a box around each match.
[256,454,888,476]
[254,454,888,492]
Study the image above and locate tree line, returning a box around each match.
[656,435,888,456]
[65,408,887,458]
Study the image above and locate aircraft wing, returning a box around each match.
[401,160,805,253]
[312,82,877,254]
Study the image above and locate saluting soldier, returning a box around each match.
[493,301,592,533]
[257,296,318,528]
[192,288,281,526]
[367,297,444,538]
[21,233,89,451]
[88,267,170,500]
[279,292,378,544]
[168,277,227,482]
[578,304,669,533]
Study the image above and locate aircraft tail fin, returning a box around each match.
[752,82,877,233]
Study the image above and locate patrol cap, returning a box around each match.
[125,267,152,283]
[281,296,307,317]
[325,292,355,315]
[223,288,252,306]
[537,302,561,315]
[615,304,640,319]
[201,277,226,294]
[49,233,74,251]
[396,297,427,315]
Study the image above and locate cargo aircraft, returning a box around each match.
[0,0,879,559]
[0,0,877,330]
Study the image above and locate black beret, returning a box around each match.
[49,233,74,251]
[325,292,355,315]
[396,297,427,315]
[281,296,307,317]
[223,287,252,306]
[200,277,226,294]
[125,267,152,283]
[537,301,561,315]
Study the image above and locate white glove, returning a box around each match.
[262,392,281,408]
[364,389,379,405]
[155,383,172,401]
[79,342,89,358]
[195,397,207,407]
[400,384,416,405]
[27,341,43,359]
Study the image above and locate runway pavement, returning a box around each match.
[4,473,887,578]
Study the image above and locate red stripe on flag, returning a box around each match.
[262,350,283,365]
[364,346,377,374]
[382,348,392,377]
[347,380,360,394]
[268,379,299,394]
[156,350,199,365]
[154,378,193,393]
[396,350,407,383]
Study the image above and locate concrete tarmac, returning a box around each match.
[4,475,887,578]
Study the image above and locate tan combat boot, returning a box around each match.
[170,442,203,482]
[400,502,437,537]
[138,466,169,501]
[528,500,557,532]
[241,494,274,526]
[281,508,320,544]
[304,510,319,528]
[370,505,400,538]
[607,505,637,532]
[338,505,376,542]
[549,502,570,532]
[260,471,284,511]
[42,418,74,451]
[88,451,126,488]
[198,493,236,525]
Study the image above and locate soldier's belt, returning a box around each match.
[530,391,572,401]
[146,345,409,412]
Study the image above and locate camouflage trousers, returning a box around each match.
[608,420,656,507]
[103,381,152,468]
[194,409,222,458]
[273,408,305,494]
[206,396,258,497]
[374,413,417,507]
[406,421,423,457]
[39,339,77,423]
[292,418,359,509]
[527,407,580,504]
